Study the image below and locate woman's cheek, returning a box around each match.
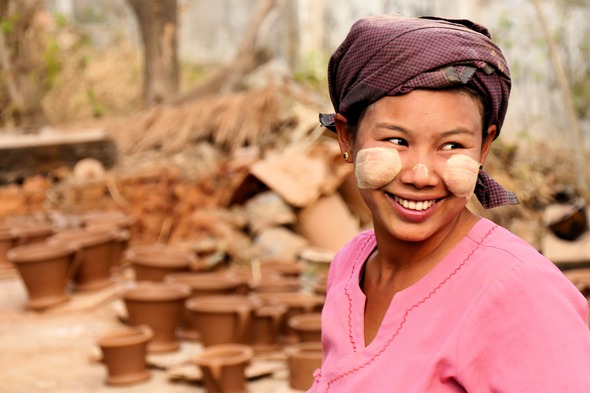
[355,147,402,189]
[442,154,480,199]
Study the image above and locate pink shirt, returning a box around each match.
[308,218,590,392]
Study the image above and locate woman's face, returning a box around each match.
[336,89,495,243]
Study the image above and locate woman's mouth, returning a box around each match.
[391,195,436,211]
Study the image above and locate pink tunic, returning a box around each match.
[308,218,590,392]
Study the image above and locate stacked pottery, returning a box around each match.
[164,272,242,340]
[6,241,78,311]
[48,228,115,292]
[122,281,191,353]
[286,342,323,391]
[125,244,194,282]
[192,344,254,393]
[97,325,153,386]
[288,312,322,343]
[185,295,255,347]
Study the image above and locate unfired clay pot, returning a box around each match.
[185,295,255,347]
[49,229,115,292]
[192,344,254,393]
[82,211,136,230]
[12,222,55,245]
[288,312,322,343]
[86,224,130,273]
[286,341,323,391]
[122,281,191,353]
[97,325,153,386]
[164,272,242,340]
[7,241,78,311]
[125,244,194,282]
[248,276,302,294]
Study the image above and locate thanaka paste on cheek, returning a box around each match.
[443,154,480,199]
[355,147,402,189]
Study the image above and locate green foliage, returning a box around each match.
[293,51,329,95]
[42,39,61,89]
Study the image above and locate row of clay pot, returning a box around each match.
[97,324,322,391]
[4,211,134,311]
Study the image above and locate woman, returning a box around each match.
[310,14,590,392]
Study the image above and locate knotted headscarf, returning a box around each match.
[320,14,518,208]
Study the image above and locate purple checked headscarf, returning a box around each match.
[320,14,518,208]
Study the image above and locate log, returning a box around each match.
[0,128,117,184]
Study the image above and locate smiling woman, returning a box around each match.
[309,13,590,393]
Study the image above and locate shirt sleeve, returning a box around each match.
[455,261,590,393]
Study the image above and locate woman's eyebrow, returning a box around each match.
[375,123,476,136]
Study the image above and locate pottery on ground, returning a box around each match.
[247,276,302,294]
[192,344,254,393]
[286,341,323,391]
[97,325,153,386]
[49,228,115,292]
[125,244,194,282]
[258,259,305,278]
[12,222,55,245]
[7,241,78,311]
[250,303,287,352]
[122,281,191,353]
[82,211,136,230]
[288,312,322,343]
[86,224,130,273]
[164,272,242,341]
[185,295,255,347]
[0,226,18,269]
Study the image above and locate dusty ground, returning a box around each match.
[0,268,301,393]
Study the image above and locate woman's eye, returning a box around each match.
[387,137,408,146]
[441,142,463,150]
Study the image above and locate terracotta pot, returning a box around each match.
[49,229,114,292]
[7,241,78,311]
[185,295,254,347]
[192,344,254,393]
[252,292,324,344]
[125,244,194,282]
[259,259,305,277]
[286,342,323,391]
[164,272,242,340]
[248,276,302,294]
[288,312,322,343]
[12,222,55,245]
[0,226,19,269]
[250,303,287,352]
[97,325,153,386]
[123,281,191,353]
[86,224,130,273]
[82,211,136,230]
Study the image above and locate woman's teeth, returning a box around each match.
[393,196,435,211]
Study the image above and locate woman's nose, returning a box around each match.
[398,160,439,188]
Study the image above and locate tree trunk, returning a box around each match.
[126,0,179,106]
[0,0,48,130]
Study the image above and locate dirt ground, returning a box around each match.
[0,268,301,393]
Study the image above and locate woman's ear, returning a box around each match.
[480,124,497,165]
[335,113,352,159]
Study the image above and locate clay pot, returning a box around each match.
[12,222,55,245]
[122,281,191,353]
[248,276,302,294]
[82,211,136,230]
[97,325,153,386]
[86,224,130,273]
[288,312,322,343]
[259,259,305,277]
[185,295,255,347]
[252,292,324,344]
[0,226,19,269]
[125,244,194,282]
[164,272,242,341]
[192,344,254,393]
[49,229,114,292]
[286,342,322,391]
[7,241,78,311]
[250,303,287,352]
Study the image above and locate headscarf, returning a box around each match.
[320,14,518,208]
